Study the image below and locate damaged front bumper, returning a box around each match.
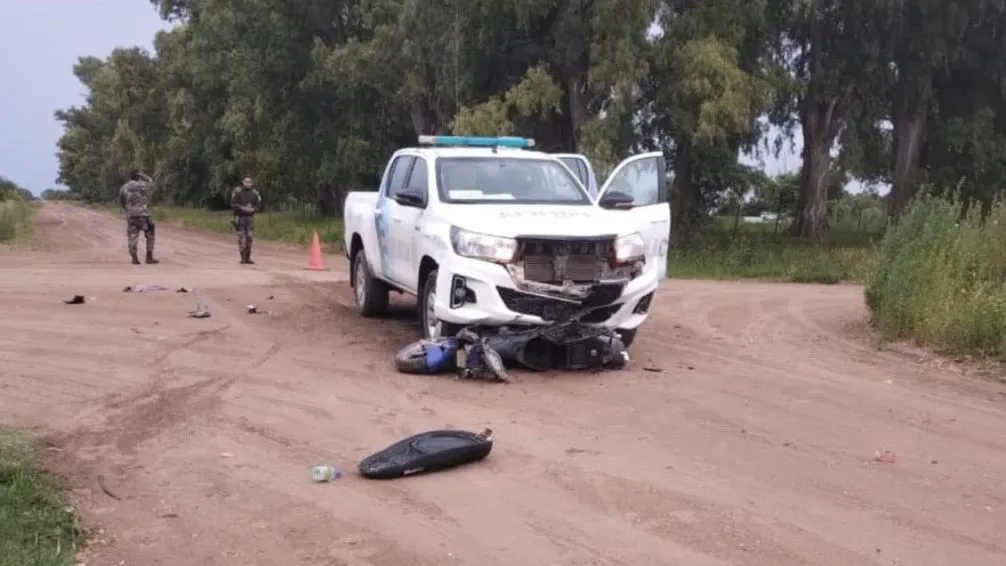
[433,254,659,331]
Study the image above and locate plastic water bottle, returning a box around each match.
[311,465,342,482]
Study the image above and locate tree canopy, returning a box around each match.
[51,0,1006,243]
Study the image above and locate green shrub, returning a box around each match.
[867,194,1006,357]
[0,199,36,244]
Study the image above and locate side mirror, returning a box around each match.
[393,188,425,208]
[599,190,634,210]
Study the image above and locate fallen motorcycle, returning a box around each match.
[394,326,508,381]
[394,297,629,375]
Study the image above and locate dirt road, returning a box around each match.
[1,203,1004,566]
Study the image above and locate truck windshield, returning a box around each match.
[436,157,591,204]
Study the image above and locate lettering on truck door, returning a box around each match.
[595,152,670,279]
[376,155,414,285]
[388,157,429,290]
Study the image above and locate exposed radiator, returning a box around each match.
[517,239,612,284]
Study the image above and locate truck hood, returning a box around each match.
[446,205,635,239]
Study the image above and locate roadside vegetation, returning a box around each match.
[0,426,82,566]
[671,217,880,284]
[0,178,38,245]
[867,195,1006,358]
[90,204,346,251]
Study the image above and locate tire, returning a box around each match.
[419,269,461,339]
[481,345,508,382]
[616,328,637,349]
[352,248,389,317]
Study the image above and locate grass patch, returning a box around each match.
[0,426,82,566]
[670,220,880,284]
[90,204,344,251]
[867,195,1006,358]
[154,208,344,250]
[0,199,39,245]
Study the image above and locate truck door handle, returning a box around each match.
[393,218,402,224]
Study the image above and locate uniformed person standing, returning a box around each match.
[119,170,159,265]
[230,175,262,264]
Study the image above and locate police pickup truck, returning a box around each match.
[342,136,670,348]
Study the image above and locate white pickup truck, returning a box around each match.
[342,136,670,348]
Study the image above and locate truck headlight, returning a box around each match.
[450,226,517,263]
[613,232,646,265]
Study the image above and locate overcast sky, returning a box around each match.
[0,0,873,196]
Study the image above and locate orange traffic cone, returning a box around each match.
[305,232,328,271]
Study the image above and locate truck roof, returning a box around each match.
[396,146,556,160]
[398,135,557,161]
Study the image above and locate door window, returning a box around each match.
[385,156,415,197]
[604,155,664,206]
[406,157,429,196]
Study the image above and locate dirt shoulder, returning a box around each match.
[1,203,1003,565]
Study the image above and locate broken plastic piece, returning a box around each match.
[123,284,168,293]
[188,302,211,318]
[358,428,494,479]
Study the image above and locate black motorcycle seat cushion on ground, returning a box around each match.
[358,430,494,479]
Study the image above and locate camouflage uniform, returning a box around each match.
[119,178,158,264]
[231,186,262,264]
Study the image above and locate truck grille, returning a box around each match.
[517,238,611,284]
[496,287,621,323]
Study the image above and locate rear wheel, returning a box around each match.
[419,269,461,339]
[616,328,637,349]
[352,249,389,317]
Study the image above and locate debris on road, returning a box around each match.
[96,474,121,500]
[64,295,86,305]
[123,284,169,293]
[358,428,494,479]
[246,304,266,314]
[188,302,211,318]
[874,450,897,464]
[311,465,342,482]
[176,287,189,293]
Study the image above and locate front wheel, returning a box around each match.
[419,269,461,339]
[616,328,637,349]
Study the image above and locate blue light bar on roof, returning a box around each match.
[417,135,535,148]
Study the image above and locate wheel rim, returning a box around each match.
[424,285,442,339]
[354,256,366,308]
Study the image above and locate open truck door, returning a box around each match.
[595,152,670,280]
[553,153,599,197]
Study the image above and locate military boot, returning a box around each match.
[130,252,141,265]
[239,250,248,264]
[145,251,160,264]
[245,250,255,265]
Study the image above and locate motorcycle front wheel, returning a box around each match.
[481,345,508,382]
